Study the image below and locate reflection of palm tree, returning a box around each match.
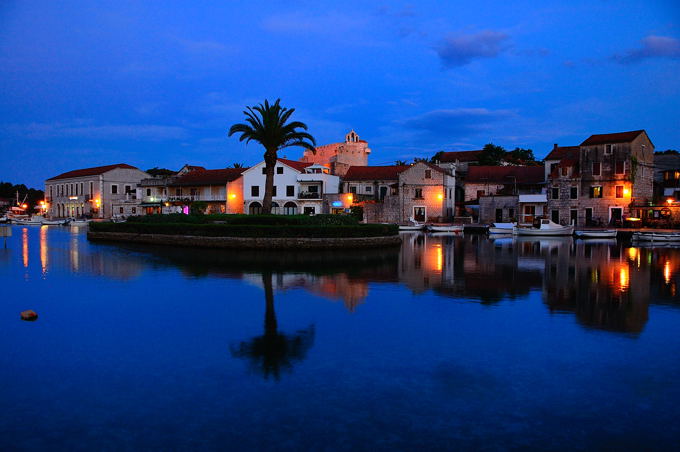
[230,271,315,380]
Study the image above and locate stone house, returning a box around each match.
[166,168,247,215]
[355,162,456,223]
[546,130,655,226]
[300,130,371,177]
[342,165,409,202]
[464,166,545,223]
[45,163,150,219]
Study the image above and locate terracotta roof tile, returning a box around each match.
[47,163,138,181]
[545,145,579,160]
[278,158,313,172]
[343,165,410,181]
[170,168,246,186]
[466,166,545,184]
[581,130,645,146]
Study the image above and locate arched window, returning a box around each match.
[249,202,262,215]
[271,202,280,215]
[284,202,298,215]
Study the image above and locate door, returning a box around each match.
[379,186,388,201]
[551,209,560,224]
[585,208,593,226]
[610,207,623,226]
[414,206,426,222]
[495,208,503,223]
[523,205,535,224]
[570,209,578,226]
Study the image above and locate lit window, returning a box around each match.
[615,185,624,198]
[590,186,603,198]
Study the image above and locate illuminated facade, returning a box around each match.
[45,164,150,219]
[300,130,371,177]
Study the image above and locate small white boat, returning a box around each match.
[488,222,515,234]
[13,217,43,225]
[67,219,91,227]
[41,218,68,226]
[632,231,680,242]
[428,224,463,233]
[574,230,618,239]
[399,216,426,231]
[514,219,574,236]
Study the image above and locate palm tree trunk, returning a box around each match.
[262,271,277,337]
[262,148,277,214]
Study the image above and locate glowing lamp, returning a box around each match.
[21,204,28,209]
[667,198,674,204]
[229,193,236,199]
[347,194,353,203]
[437,193,444,200]
[623,188,630,196]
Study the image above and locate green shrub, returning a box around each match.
[126,213,359,226]
[90,221,397,238]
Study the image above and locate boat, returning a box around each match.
[41,218,68,226]
[428,224,463,233]
[67,218,91,227]
[399,217,426,231]
[0,215,8,224]
[488,222,515,234]
[514,219,574,236]
[632,231,680,242]
[574,230,618,239]
[12,217,43,225]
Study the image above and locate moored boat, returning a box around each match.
[41,218,68,226]
[574,230,618,239]
[13,217,43,225]
[488,222,515,234]
[514,219,574,236]
[399,217,426,231]
[632,231,680,242]
[428,224,463,233]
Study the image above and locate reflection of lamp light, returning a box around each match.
[664,260,671,284]
[627,248,638,261]
[347,194,353,203]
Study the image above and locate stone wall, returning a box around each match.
[479,196,519,223]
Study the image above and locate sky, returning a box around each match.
[1,0,679,188]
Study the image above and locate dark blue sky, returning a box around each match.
[1,0,679,187]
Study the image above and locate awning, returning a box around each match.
[519,194,547,203]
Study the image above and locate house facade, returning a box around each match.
[166,168,246,214]
[45,164,149,219]
[546,130,655,226]
[241,159,340,215]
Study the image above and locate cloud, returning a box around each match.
[435,31,510,67]
[4,122,189,141]
[614,35,680,63]
[401,108,514,138]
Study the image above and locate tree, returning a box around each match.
[394,160,408,166]
[231,163,245,168]
[655,149,679,155]
[228,99,316,214]
[507,147,538,165]
[477,143,507,165]
[431,151,445,163]
[145,167,176,177]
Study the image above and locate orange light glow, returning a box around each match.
[664,260,672,284]
[437,193,444,200]
[229,193,236,199]
[21,203,28,209]
[347,194,353,203]
[667,198,675,204]
[618,266,630,292]
[627,248,638,261]
[623,188,630,196]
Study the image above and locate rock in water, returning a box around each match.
[20,310,38,321]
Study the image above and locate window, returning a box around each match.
[119,207,124,214]
[283,202,297,215]
[495,208,503,223]
[476,190,485,198]
[251,186,260,197]
[286,185,294,197]
[550,163,558,174]
[277,167,283,174]
[175,188,181,196]
[272,186,277,196]
[303,207,316,215]
[262,167,267,175]
[111,184,118,194]
[615,185,624,198]
[570,187,578,199]
[49,186,53,198]
[308,185,319,193]
[89,182,93,196]
[615,161,624,175]
[425,170,432,179]
[415,188,423,199]
[590,186,603,198]
[561,167,568,177]
[350,186,357,194]
[570,209,577,226]
[146,188,151,196]
[365,185,372,193]
[552,187,559,199]
[125,185,132,194]
[80,183,83,195]
[592,162,601,176]
[605,144,613,154]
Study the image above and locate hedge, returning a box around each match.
[125,213,358,226]
[90,221,398,238]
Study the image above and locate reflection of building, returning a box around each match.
[45,164,150,219]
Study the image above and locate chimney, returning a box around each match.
[553,144,558,150]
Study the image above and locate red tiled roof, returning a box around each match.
[466,166,545,184]
[438,150,483,163]
[278,158,313,172]
[47,163,138,181]
[170,168,246,186]
[343,165,409,181]
[545,145,579,160]
[581,130,645,146]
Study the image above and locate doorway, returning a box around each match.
[413,206,426,222]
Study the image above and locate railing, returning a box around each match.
[298,192,321,199]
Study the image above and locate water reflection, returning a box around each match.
[9,226,680,338]
[230,271,315,380]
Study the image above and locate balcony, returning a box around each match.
[298,191,321,199]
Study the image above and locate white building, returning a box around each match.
[45,164,150,219]
[241,159,340,215]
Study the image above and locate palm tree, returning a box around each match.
[231,163,245,168]
[228,99,316,214]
